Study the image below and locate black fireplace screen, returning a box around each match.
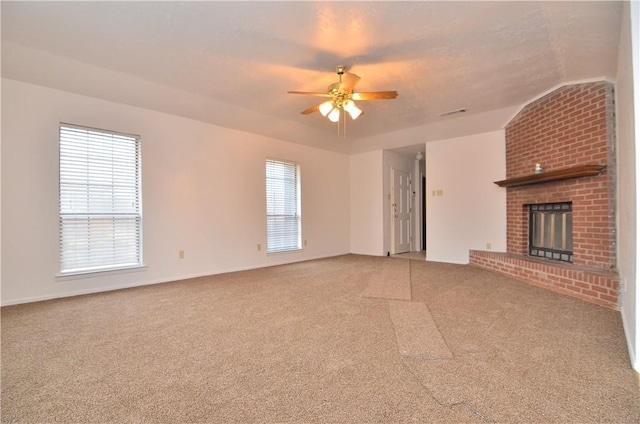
[529,202,573,262]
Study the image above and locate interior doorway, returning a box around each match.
[391,168,412,254]
[384,145,426,258]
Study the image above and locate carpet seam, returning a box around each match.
[399,359,495,423]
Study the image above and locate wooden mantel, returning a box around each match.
[494,164,606,188]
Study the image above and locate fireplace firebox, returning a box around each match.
[529,202,573,263]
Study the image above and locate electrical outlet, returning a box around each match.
[179,250,184,259]
[486,243,492,250]
[257,244,261,251]
[304,239,308,246]
[437,189,443,196]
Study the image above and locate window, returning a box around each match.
[59,124,142,274]
[265,159,301,253]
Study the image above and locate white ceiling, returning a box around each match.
[1,1,623,155]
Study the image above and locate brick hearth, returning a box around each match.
[470,81,619,309]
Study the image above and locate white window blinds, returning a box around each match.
[265,159,301,253]
[59,124,142,274]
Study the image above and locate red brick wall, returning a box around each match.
[470,251,619,310]
[505,82,616,270]
[469,81,619,309]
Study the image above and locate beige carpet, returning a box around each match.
[2,254,639,423]
[389,300,453,359]
[360,257,412,300]
[392,251,426,261]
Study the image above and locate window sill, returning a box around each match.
[266,248,303,256]
[55,265,148,281]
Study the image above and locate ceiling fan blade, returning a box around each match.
[341,72,361,91]
[352,91,399,100]
[288,91,332,97]
[301,104,321,115]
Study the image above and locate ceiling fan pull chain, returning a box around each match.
[343,108,347,138]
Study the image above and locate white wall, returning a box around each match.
[425,131,506,264]
[616,0,639,372]
[349,106,520,155]
[349,130,506,263]
[1,79,350,305]
[349,150,384,256]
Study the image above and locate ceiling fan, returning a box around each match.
[288,66,398,125]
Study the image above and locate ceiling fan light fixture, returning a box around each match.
[347,107,362,120]
[319,101,333,117]
[328,108,341,122]
[343,100,362,120]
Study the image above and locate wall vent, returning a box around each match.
[439,108,467,117]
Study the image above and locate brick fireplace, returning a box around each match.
[470,81,619,309]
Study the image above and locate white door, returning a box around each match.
[392,169,412,254]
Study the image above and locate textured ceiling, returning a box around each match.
[1,1,623,154]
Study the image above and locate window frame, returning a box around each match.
[265,158,302,254]
[58,123,143,276]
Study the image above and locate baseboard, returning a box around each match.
[0,270,224,307]
[620,305,640,372]
[1,253,348,307]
